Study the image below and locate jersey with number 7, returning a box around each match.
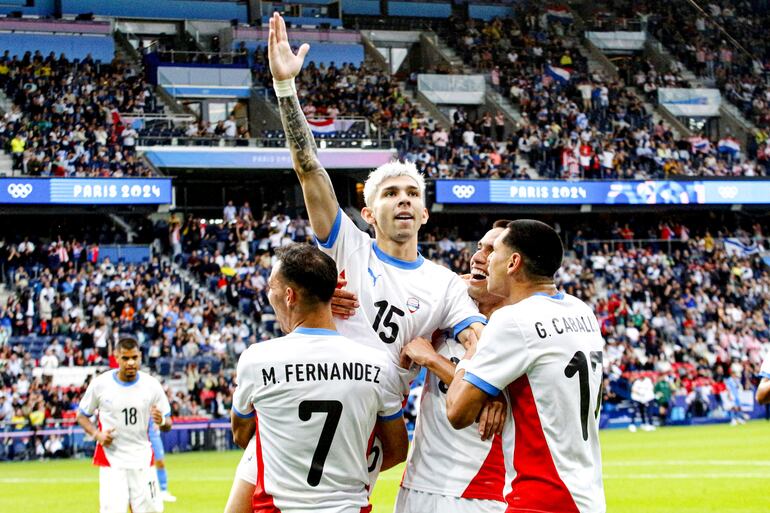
[464,292,606,513]
[232,328,403,512]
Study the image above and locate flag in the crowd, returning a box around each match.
[689,136,711,153]
[307,118,337,135]
[724,237,760,257]
[547,5,574,24]
[717,137,741,156]
[545,65,571,85]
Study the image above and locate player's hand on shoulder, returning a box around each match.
[331,278,359,320]
[268,12,310,81]
[401,336,437,368]
[97,428,116,447]
[476,394,507,441]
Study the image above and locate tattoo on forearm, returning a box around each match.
[278,95,320,172]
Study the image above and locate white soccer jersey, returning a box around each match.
[402,332,506,503]
[78,369,171,469]
[760,353,770,379]
[464,292,606,513]
[232,327,403,513]
[318,209,486,393]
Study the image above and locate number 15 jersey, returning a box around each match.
[317,209,486,394]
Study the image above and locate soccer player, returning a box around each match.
[149,419,176,502]
[396,221,512,512]
[268,6,499,478]
[77,336,172,513]
[230,244,408,512]
[756,353,770,404]
[447,220,606,513]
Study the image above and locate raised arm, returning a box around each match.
[268,12,339,240]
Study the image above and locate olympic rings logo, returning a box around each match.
[452,185,476,199]
[7,183,33,199]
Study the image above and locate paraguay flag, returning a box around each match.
[307,118,337,136]
[717,137,741,156]
[547,5,574,24]
[689,136,711,153]
[545,65,571,85]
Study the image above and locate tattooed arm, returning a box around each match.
[268,12,339,240]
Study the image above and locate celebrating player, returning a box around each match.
[268,8,496,474]
[396,221,512,513]
[447,220,606,513]
[77,336,173,513]
[230,244,408,512]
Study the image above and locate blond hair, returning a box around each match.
[363,161,426,208]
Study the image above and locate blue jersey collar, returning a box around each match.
[112,370,139,387]
[295,327,341,336]
[372,242,424,270]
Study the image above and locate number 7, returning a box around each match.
[298,400,343,486]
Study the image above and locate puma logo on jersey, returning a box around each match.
[368,267,382,286]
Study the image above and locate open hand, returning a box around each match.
[268,12,309,81]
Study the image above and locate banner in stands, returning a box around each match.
[417,74,486,104]
[0,178,173,205]
[143,148,396,169]
[435,179,770,205]
[585,31,646,52]
[658,88,722,117]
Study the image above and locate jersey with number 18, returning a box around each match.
[232,327,403,513]
[464,292,606,513]
[78,369,171,469]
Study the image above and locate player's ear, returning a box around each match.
[285,286,296,307]
[420,206,429,226]
[507,252,520,275]
[361,206,375,226]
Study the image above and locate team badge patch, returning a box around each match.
[407,297,420,313]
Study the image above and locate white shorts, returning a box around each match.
[99,466,163,513]
[235,437,257,485]
[394,487,506,513]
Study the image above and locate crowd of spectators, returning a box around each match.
[0,49,157,177]
[433,7,767,178]
[592,0,770,133]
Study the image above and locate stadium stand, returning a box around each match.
[0,50,157,177]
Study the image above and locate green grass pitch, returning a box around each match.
[1,422,768,512]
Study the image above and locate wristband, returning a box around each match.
[273,78,297,98]
[455,359,471,375]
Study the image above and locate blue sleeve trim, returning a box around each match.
[378,409,403,421]
[163,412,172,417]
[453,315,487,338]
[232,406,255,419]
[78,408,92,417]
[315,208,343,249]
[464,372,501,397]
[760,372,770,380]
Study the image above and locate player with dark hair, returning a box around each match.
[447,220,607,513]
[77,336,173,513]
[230,243,408,513]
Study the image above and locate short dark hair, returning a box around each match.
[492,219,514,230]
[275,243,338,304]
[500,220,563,279]
[117,336,139,352]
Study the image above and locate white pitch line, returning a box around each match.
[604,460,770,467]
[604,473,770,479]
[0,476,234,484]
